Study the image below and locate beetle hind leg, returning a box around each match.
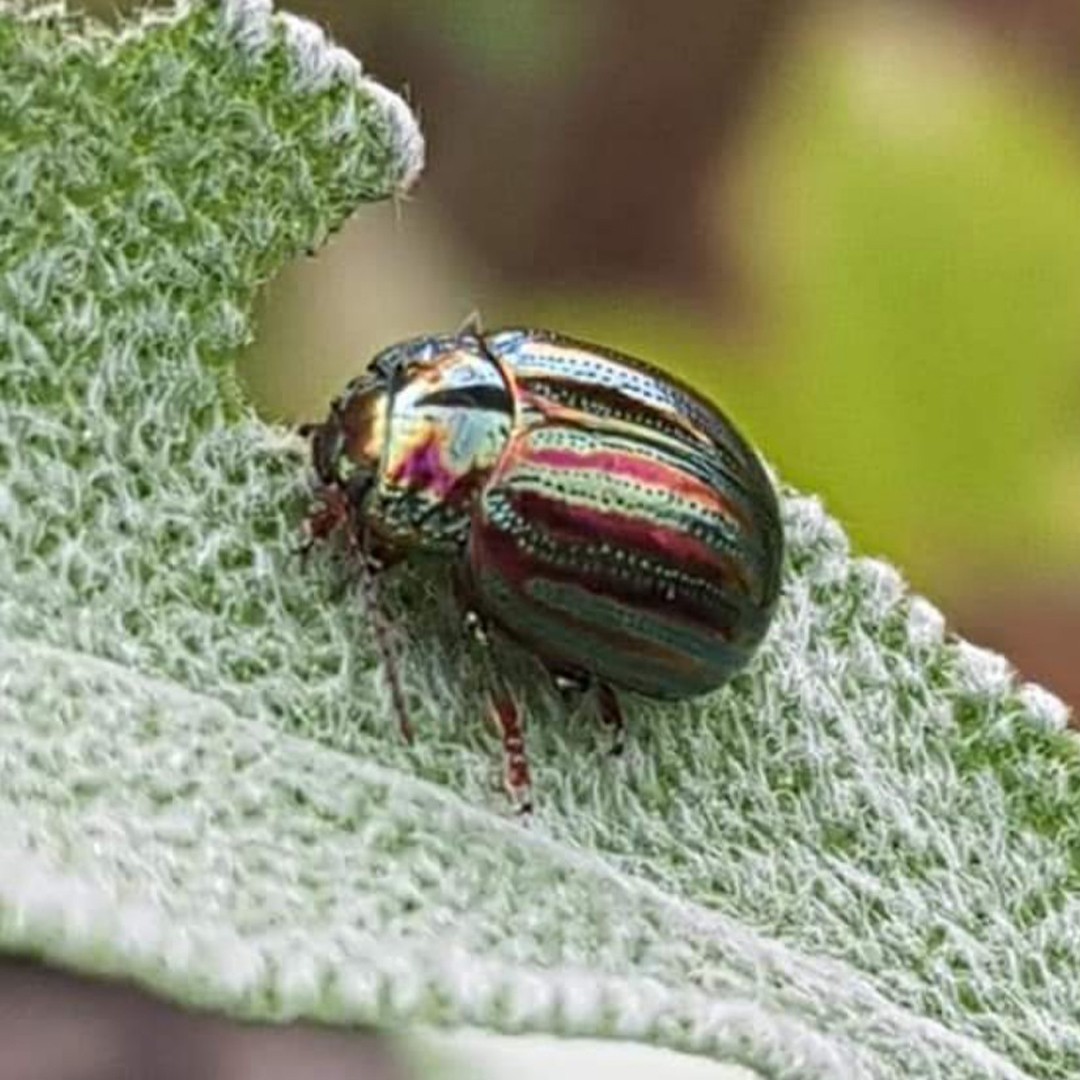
[597,682,626,757]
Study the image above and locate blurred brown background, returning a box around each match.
[240,0,1080,711]
[15,1,1076,1076]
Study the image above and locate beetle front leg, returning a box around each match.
[360,557,414,745]
[298,485,350,564]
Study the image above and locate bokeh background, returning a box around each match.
[227,0,1080,712]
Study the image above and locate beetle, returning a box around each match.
[301,319,784,812]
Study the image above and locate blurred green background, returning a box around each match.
[103,0,1080,710]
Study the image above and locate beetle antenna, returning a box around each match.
[457,309,484,338]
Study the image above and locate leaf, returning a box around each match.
[0,3,1078,1078]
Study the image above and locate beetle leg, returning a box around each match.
[549,668,592,714]
[597,682,626,757]
[359,555,414,745]
[461,607,532,814]
[489,688,532,815]
[298,486,350,563]
[462,608,488,646]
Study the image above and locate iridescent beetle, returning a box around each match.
[302,320,784,811]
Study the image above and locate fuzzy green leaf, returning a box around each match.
[1,3,1078,1079]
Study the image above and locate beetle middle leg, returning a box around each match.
[489,686,532,815]
[550,669,624,757]
[549,668,591,713]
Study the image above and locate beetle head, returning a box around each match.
[307,371,389,510]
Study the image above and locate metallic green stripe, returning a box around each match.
[490,329,758,472]
[513,409,768,541]
[478,572,748,698]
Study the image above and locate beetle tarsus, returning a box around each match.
[597,682,626,757]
